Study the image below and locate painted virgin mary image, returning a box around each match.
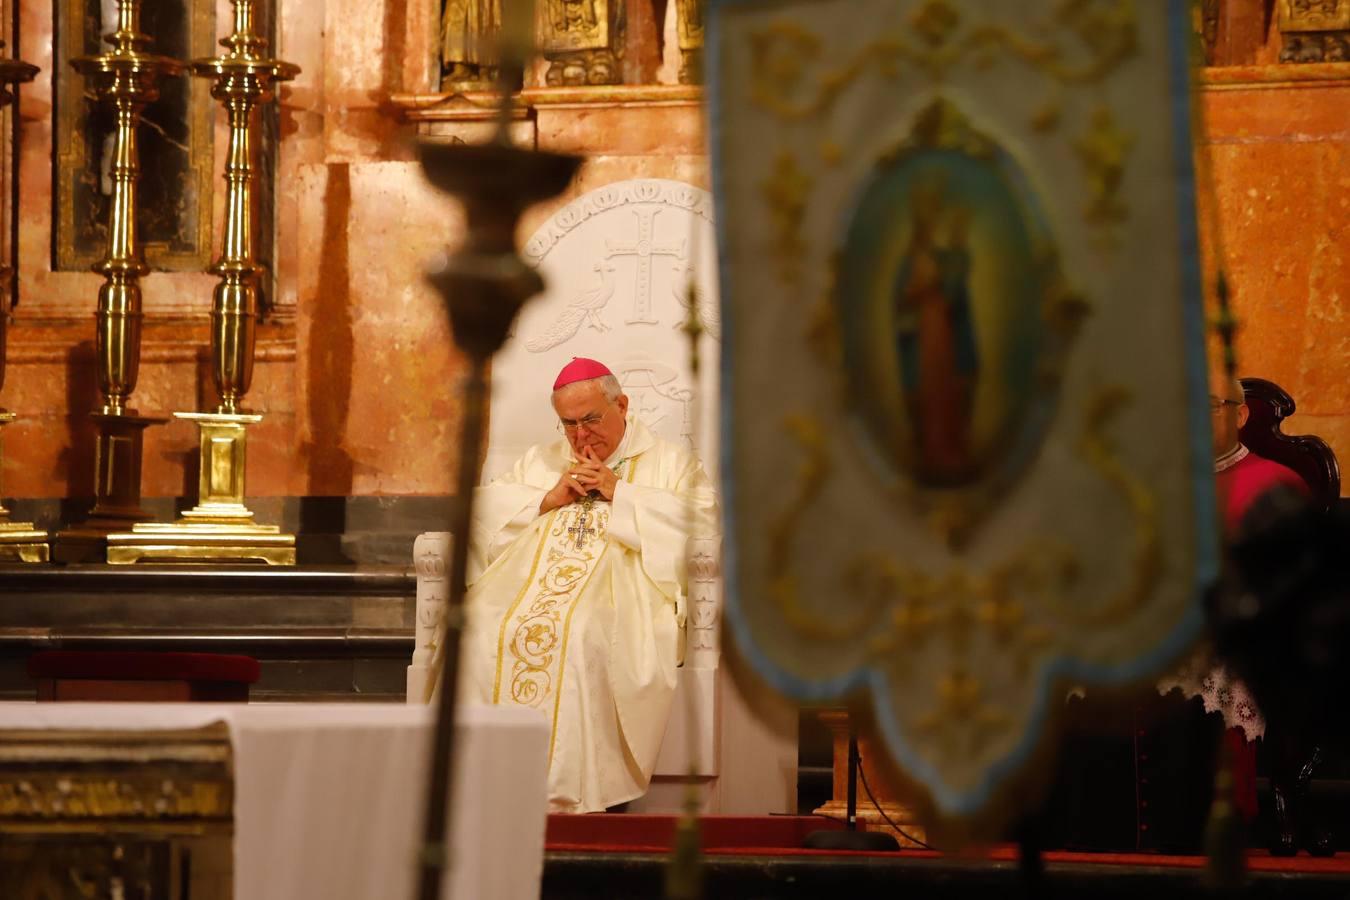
[836,100,1070,512]
[892,178,980,485]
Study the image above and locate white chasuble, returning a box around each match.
[461,417,718,813]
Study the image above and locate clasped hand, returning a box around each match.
[540,447,618,514]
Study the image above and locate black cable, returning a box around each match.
[856,753,939,851]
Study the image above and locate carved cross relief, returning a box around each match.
[605,209,688,325]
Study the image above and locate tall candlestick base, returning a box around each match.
[56,0,181,562]
[106,411,294,565]
[0,412,49,563]
[53,410,166,563]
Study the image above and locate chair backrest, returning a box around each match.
[483,178,720,483]
[1239,377,1341,512]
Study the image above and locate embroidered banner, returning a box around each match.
[710,0,1218,829]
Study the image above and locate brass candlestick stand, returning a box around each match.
[108,0,297,566]
[54,0,178,563]
[412,68,581,900]
[0,43,45,563]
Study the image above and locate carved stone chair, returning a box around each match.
[1239,377,1341,511]
[408,178,796,815]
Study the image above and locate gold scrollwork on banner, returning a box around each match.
[747,5,1140,235]
[761,151,813,287]
[1052,384,1161,622]
[913,669,1011,753]
[862,553,1057,675]
[747,0,1138,122]
[769,386,1159,664]
[768,416,888,641]
[1074,106,1135,228]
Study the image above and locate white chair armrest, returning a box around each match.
[408,532,454,704]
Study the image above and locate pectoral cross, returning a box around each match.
[568,508,596,550]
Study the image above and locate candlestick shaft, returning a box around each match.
[191,0,297,414]
[413,138,580,900]
[72,0,180,416]
[212,93,262,412]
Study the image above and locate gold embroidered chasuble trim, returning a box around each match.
[491,457,640,760]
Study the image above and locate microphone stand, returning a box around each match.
[805,724,901,851]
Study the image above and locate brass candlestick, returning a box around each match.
[0,43,45,563]
[109,0,297,566]
[54,0,178,563]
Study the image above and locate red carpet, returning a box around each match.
[546,814,1350,873]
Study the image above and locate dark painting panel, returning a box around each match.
[54,0,214,273]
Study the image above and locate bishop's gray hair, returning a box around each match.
[596,374,623,402]
[553,374,624,404]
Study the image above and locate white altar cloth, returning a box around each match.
[0,702,550,900]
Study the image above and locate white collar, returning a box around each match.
[602,417,635,467]
[1214,443,1249,474]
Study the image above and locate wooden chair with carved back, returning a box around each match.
[1237,377,1343,856]
[1239,377,1341,511]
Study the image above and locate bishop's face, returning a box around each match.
[553,379,629,462]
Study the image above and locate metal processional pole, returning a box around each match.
[412,7,580,899]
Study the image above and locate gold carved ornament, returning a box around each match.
[0,774,231,820]
[1278,0,1350,59]
[536,0,622,86]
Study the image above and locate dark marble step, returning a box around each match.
[542,851,1350,900]
[0,564,415,701]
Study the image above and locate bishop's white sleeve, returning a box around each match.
[607,480,642,551]
[605,456,719,618]
[467,450,551,583]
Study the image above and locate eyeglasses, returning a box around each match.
[557,409,608,434]
[1209,398,1242,413]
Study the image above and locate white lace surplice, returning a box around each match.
[1157,649,1265,741]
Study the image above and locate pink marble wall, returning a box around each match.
[0,0,705,499]
[1200,67,1350,486]
[2,1,1346,501]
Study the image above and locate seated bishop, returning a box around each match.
[460,358,719,813]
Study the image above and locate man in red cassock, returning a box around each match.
[1212,374,1308,533]
[1209,371,1310,831]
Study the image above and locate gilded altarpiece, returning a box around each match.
[54,0,215,272]
[1278,0,1350,61]
[537,0,625,85]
